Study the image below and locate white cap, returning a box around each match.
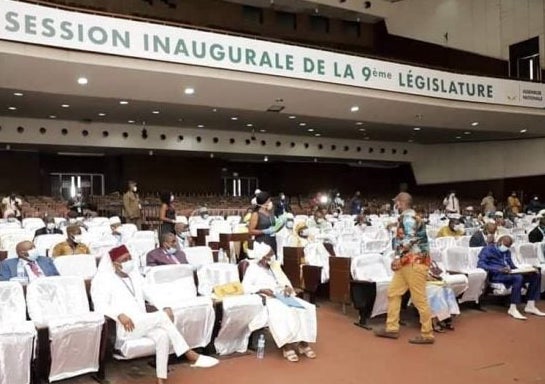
[494,211,504,217]
[447,213,461,220]
[247,241,272,260]
[254,189,261,195]
[109,216,121,225]
[465,206,474,211]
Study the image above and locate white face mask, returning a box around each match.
[120,260,135,274]
[170,195,174,202]
[299,229,309,237]
[316,218,325,224]
[201,214,209,220]
[454,224,464,232]
[72,234,83,243]
[498,244,509,253]
[46,222,56,230]
[167,247,177,255]
[26,248,39,261]
[132,186,137,192]
[68,218,77,224]
[286,221,294,229]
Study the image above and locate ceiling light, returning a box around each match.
[231,117,238,121]
[408,139,414,143]
[8,106,16,111]
[212,108,217,112]
[520,129,527,133]
[184,87,195,95]
[307,128,314,132]
[355,122,363,125]
[364,137,370,140]
[49,115,56,119]
[455,136,462,139]
[61,104,70,108]
[246,123,253,127]
[413,127,421,131]
[210,153,214,158]
[128,120,135,124]
[77,77,88,85]
[98,113,106,116]
[197,124,205,128]
[259,129,267,133]
[288,115,296,119]
[350,106,359,112]
[264,156,268,162]
[471,122,479,126]
[152,110,160,114]
[464,131,471,135]
[299,122,306,126]
[358,128,366,132]
[119,100,129,105]
[13,92,23,96]
[314,133,321,137]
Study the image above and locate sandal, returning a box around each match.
[283,349,299,362]
[432,322,445,333]
[297,345,317,359]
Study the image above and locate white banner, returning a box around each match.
[1,0,543,108]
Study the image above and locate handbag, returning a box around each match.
[428,260,443,281]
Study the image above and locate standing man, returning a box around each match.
[481,191,496,216]
[2,192,22,220]
[274,192,291,217]
[123,180,142,230]
[507,191,522,215]
[375,192,434,344]
[349,191,362,215]
[442,191,460,214]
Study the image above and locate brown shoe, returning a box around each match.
[374,328,399,339]
[408,336,435,345]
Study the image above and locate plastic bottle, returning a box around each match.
[16,260,25,279]
[256,334,265,359]
[230,249,237,264]
[218,248,225,263]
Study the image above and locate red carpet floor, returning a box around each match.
[64,301,545,384]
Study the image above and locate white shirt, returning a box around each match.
[21,259,44,281]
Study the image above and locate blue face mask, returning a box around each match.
[498,244,509,253]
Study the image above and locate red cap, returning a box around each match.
[109,245,130,262]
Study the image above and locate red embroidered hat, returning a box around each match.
[109,245,130,262]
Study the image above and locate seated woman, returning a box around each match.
[242,242,317,363]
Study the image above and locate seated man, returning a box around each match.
[462,207,480,229]
[306,210,331,233]
[51,224,91,257]
[0,240,59,281]
[242,242,317,363]
[91,245,218,384]
[174,222,192,249]
[147,233,188,266]
[436,215,465,238]
[469,223,497,248]
[477,235,545,320]
[34,216,63,238]
[109,216,124,244]
[528,216,545,243]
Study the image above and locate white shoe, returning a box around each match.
[190,355,219,368]
[508,308,527,320]
[524,306,545,317]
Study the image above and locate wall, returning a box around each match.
[385,0,545,66]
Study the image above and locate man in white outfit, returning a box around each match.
[91,245,218,384]
[443,191,460,214]
[242,242,317,363]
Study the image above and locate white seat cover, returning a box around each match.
[26,276,104,382]
[34,233,66,257]
[54,254,98,279]
[146,264,194,284]
[184,246,214,270]
[350,254,392,318]
[197,263,240,296]
[0,282,36,384]
[22,218,45,232]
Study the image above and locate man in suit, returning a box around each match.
[0,240,59,281]
[469,222,497,248]
[123,180,142,230]
[528,216,545,243]
[34,217,63,238]
[146,233,188,266]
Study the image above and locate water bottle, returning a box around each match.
[256,334,265,359]
[218,248,225,263]
[230,249,237,264]
[16,260,25,278]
